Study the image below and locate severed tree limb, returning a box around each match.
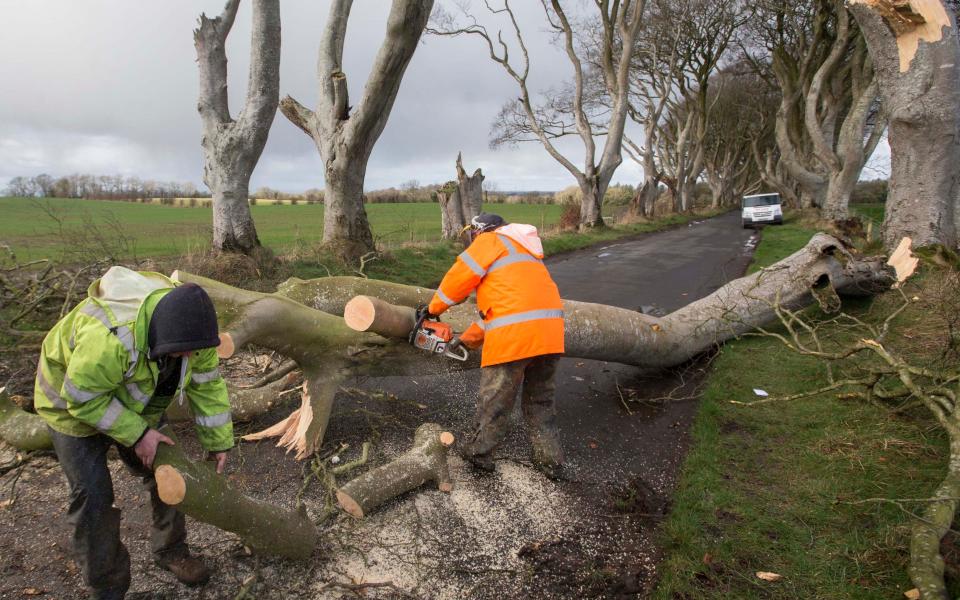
[0,388,50,452]
[154,426,317,559]
[336,423,454,518]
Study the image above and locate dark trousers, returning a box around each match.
[465,354,564,464]
[49,428,187,600]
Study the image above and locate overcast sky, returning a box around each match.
[0,1,888,193]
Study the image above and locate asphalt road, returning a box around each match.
[336,210,759,495]
[540,210,757,495]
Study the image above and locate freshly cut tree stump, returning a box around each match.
[154,426,317,559]
[0,387,50,452]
[344,295,417,338]
[336,423,455,518]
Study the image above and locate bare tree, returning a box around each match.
[430,0,645,230]
[745,0,886,217]
[849,0,960,250]
[654,0,746,212]
[620,0,686,216]
[280,0,434,261]
[195,0,280,255]
[700,67,775,208]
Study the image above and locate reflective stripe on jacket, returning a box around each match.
[34,267,234,451]
[428,228,564,367]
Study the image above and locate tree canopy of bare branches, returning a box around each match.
[429,0,645,230]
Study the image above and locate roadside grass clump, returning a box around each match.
[655,208,960,599]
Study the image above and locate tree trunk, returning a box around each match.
[455,152,484,222]
[820,164,862,221]
[336,423,454,518]
[579,178,606,229]
[344,234,894,370]
[211,187,260,253]
[437,154,485,241]
[437,185,465,240]
[195,0,280,255]
[323,158,375,260]
[850,0,960,249]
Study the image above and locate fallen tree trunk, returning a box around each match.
[336,423,454,518]
[154,426,317,559]
[3,234,894,455]
[344,233,896,368]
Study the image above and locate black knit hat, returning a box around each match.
[148,283,220,359]
[470,213,506,233]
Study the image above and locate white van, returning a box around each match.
[741,193,783,228]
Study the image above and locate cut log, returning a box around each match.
[344,295,417,338]
[0,388,51,452]
[154,426,317,559]
[336,423,454,518]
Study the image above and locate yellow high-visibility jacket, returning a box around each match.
[34,267,233,451]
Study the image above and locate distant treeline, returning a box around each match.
[4,173,887,206]
[4,173,204,200]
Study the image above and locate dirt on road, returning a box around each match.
[0,212,757,599]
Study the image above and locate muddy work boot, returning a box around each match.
[155,554,211,587]
[460,445,497,473]
[531,438,566,481]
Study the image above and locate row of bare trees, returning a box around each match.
[145,0,960,256]
[428,0,958,250]
[4,173,202,200]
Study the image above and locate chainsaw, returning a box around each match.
[408,305,469,361]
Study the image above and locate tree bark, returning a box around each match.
[907,433,960,600]
[0,388,50,452]
[437,153,484,241]
[195,0,281,255]
[336,423,454,518]
[849,0,960,249]
[154,426,317,559]
[279,0,434,261]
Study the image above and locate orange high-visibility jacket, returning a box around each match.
[428,225,564,367]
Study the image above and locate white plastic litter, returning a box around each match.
[753,388,769,397]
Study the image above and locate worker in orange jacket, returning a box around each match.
[426,213,565,477]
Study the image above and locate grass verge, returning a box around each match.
[654,210,957,599]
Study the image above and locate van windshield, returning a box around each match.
[743,194,780,208]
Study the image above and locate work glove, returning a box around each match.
[414,304,436,323]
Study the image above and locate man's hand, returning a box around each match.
[134,428,175,470]
[208,451,228,474]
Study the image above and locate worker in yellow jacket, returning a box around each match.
[427,213,565,477]
[34,266,232,599]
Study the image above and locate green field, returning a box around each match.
[0,197,564,262]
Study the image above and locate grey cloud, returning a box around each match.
[0,1,783,194]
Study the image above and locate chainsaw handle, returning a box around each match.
[444,343,469,362]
